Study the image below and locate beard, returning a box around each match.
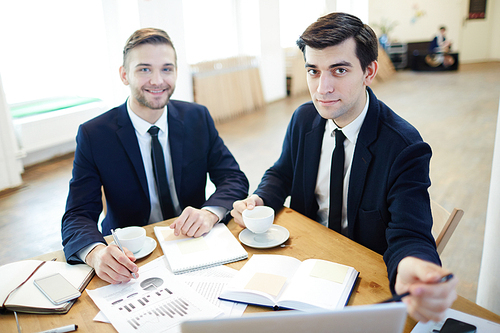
[132,85,175,110]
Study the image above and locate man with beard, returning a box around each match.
[62,28,248,284]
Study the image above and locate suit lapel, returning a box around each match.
[303,115,326,214]
[167,102,184,202]
[115,102,149,198]
[347,88,378,237]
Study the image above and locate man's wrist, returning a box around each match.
[202,208,220,226]
[202,206,226,225]
[85,244,106,267]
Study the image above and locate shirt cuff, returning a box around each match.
[77,242,106,263]
[202,206,227,224]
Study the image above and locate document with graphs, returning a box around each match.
[87,258,223,333]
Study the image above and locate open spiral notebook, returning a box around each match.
[154,223,248,274]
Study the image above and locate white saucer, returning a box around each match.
[110,236,157,260]
[239,225,290,249]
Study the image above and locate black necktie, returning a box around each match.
[329,129,346,233]
[148,126,175,220]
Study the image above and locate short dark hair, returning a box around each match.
[123,28,176,67]
[296,12,378,72]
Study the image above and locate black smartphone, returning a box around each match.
[440,318,477,333]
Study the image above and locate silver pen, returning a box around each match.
[14,311,21,333]
[111,229,138,279]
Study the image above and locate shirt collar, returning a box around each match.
[126,98,168,136]
[327,89,370,144]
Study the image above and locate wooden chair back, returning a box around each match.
[431,199,464,255]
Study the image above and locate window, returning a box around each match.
[182,0,239,64]
[0,1,109,105]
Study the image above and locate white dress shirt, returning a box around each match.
[127,100,181,223]
[127,100,225,223]
[315,91,369,235]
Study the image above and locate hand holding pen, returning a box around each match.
[85,231,139,284]
[391,257,458,323]
[380,273,454,303]
[111,229,138,279]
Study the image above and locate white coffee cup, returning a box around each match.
[242,206,274,234]
[115,226,146,253]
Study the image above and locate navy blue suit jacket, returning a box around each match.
[62,100,249,263]
[254,88,440,289]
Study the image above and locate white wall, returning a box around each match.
[459,0,499,63]
[368,0,462,46]
[0,1,111,105]
[101,0,193,104]
[258,0,287,103]
[184,0,240,64]
[0,74,22,191]
[236,0,260,56]
[100,0,141,107]
[460,19,491,63]
[368,0,500,63]
[137,0,193,102]
[491,1,500,59]
[279,0,327,49]
[476,97,500,315]
[337,0,368,23]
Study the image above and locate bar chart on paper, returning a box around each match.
[87,262,223,333]
[117,278,196,330]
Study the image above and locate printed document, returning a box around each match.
[87,259,223,333]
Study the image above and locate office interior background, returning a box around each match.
[1,0,499,315]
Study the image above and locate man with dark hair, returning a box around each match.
[429,26,451,53]
[427,26,455,68]
[62,28,249,284]
[232,13,456,322]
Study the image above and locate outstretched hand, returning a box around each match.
[395,257,457,322]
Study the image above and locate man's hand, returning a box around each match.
[86,244,139,284]
[169,207,218,238]
[230,194,264,227]
[395,257,458,323]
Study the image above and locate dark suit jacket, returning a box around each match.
[254,87,440,290]
[62,100,249,263]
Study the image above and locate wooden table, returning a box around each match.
[2,208,499,332]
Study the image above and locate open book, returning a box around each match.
[219,254,359,311]
[154,223,248,274]
[0,259,94,314]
